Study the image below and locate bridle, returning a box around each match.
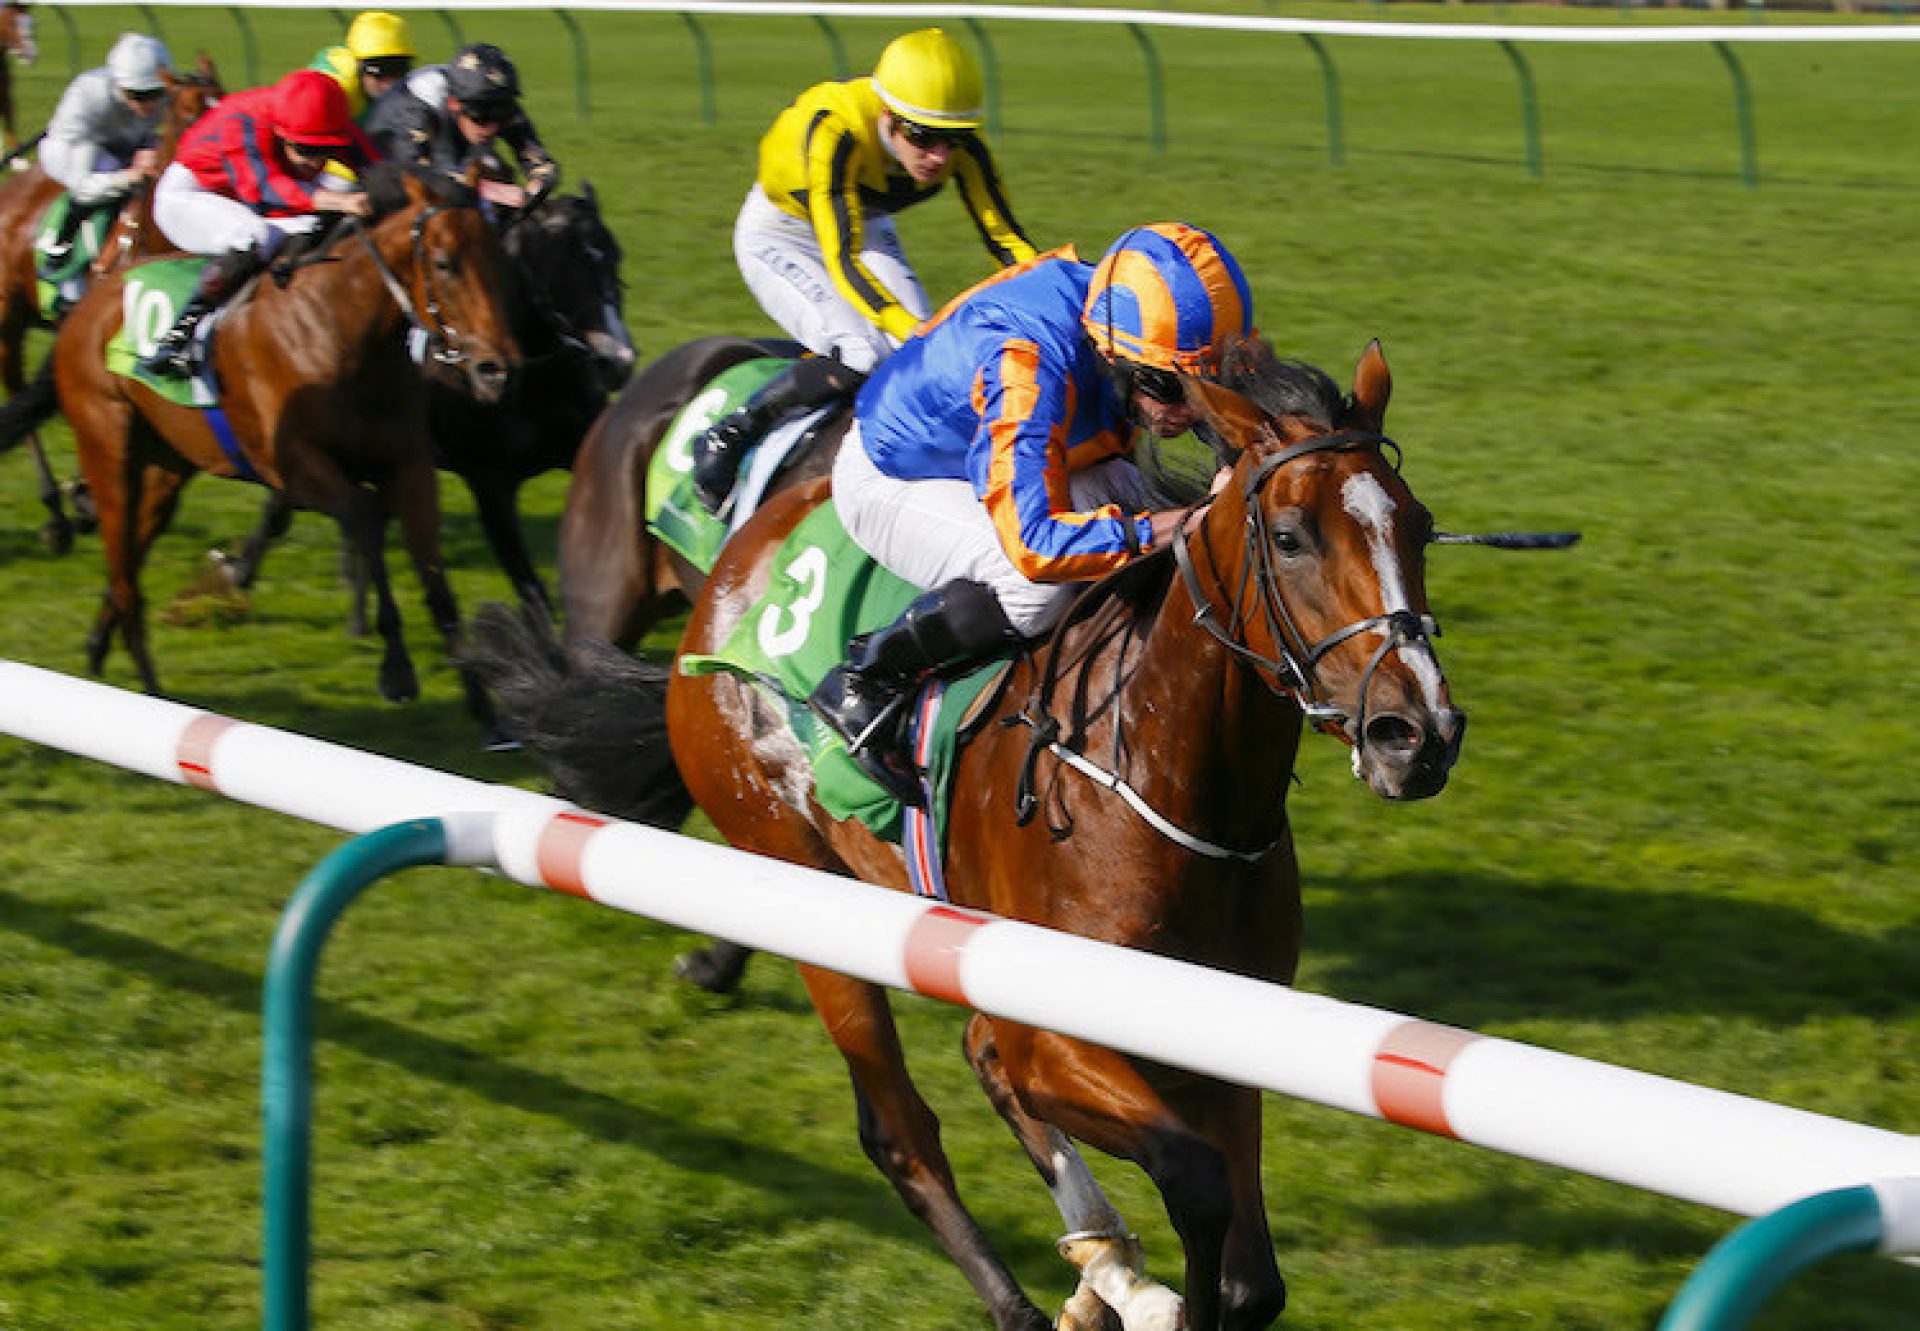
[355,201,485,367]
[1170,428,1441,755]
[505,207,623,366]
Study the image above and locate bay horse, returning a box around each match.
[220,185,636,626]
[474,335,1465,1330]
[0,57,221,553]
[0,2,34,152]
[0,163,520,740]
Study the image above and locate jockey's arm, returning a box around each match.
[951,138,1037,268]
[803,118,919,344]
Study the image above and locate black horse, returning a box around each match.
[222,186,635,624]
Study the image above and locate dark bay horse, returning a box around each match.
[0,165,519,738]
[221,185,635,625]
[475,336,1465,1330]
[0,58,220,552]
[0,3,34,151]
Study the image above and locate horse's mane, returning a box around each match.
[362,161,478,220]
[1219,335,1344,427]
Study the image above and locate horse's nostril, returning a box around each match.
[1364,714,1421,757]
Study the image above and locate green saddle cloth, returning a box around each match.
[681,501,1004,846]
[32,194,116,322]
[643,356,789,574]
[104,258,218,407]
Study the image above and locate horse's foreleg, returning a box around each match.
[1175,1086,1284,1331]
[993,1026,1238,1331]
[220,489,295,591]
[964,1016,1175,1331]
[465,467,553,621]
[26,432,75,553]
[388,460,507,747]
[798,965,1051,1331]
[331,485,415,703]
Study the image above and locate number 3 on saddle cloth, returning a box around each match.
[33,194,118,321]
[678,501,1014,904]
[102,258,262,482]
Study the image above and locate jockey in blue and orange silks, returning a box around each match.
[810,221,1255,803]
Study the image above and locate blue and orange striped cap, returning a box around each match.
[1082,223,1254,376]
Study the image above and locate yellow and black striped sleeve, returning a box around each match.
[952,137,1037,269]
[802,111,924,343]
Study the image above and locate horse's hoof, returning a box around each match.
[379,670,420,704]
[39,518,73,556]
[673,946,749,995]
[67,481,98,534]
[481,730,521,754]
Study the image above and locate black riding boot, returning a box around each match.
[691,355,866,512]
[40,198,107,268]
[809,578,1019,806]
[139,248,265,379]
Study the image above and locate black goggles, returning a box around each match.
[1130,365,1186,404]
[895,118,970,152]
[360,57,412,80]
[460,98,512,126]
[124,86,167,104]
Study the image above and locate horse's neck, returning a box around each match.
[247,223,413,359]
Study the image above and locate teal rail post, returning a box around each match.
[1299,34,1344,168]
[962,19,1001,138]
[555,11,590,119]
[137,5,166,46]
[1658,1185,1888,1331]
[1498,40,1543,180]
[1125,24,1167,153]
[437,9,465,54]
[261,819,454,1331]
[811,15,848,80]
[682,13,715,127]
[227,7,259,90]
[1712,41,1759,188]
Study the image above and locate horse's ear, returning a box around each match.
[196,51,217,80]
[1183,377,1269,452]
[1344,339,1392,433]
[582,179,597,207]
[402,168,434,206]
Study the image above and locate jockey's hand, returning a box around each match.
[1209,464,1233,496]
[1148,508,1192,551]
[129,148,162,178]
[313,188,372,218]
[477,178,528,209]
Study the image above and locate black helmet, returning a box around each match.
[446,42,519,112]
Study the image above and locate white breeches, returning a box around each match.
[832,422,1160,638]
[152,162,323,258]
[733,184,927,373]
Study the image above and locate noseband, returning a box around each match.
[1171,429,1441,755]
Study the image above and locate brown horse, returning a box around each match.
[0,3,35,152]
[0,57,221,552]
[0,164,519,739]
[474,336,1465,1330]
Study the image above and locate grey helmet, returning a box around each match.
[444,43,519,114]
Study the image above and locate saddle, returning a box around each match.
[32,193,118,320]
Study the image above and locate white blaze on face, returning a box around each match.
[1340,472,1447,711]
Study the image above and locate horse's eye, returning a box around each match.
[1273,526,1306,557]
[433,255,456,276]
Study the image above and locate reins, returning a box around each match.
[349,201,481,367]
[1006,427,1441,862]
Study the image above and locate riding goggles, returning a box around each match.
[1130,365,1186,404]
[124,86,167,104]
[895,117,971,151]
[460,97,512,126]
[360,56,412,81]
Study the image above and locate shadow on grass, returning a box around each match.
[1308,870,1919,1028]
[0,885,924,1247]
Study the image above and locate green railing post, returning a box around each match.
[1125,24,1166,153]
[555,11,590,120]
[1658,1186,1886,1331]
[227,7,259,90]
[137,5,167,47]
[437,9,465,54]
[682,13,715,128]
[962,19,1001,138]
[1299,34,1344,168]
[1498,40,1543,180]
[1713,41,1759,188]
[811,15,848,81]
[261,819,453,1331]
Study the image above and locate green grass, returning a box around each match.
[0,6,1915,1330]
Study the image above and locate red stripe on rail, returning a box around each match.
[534,810,609,899]
[902,904,991,1005]
[176,714,239,792]
[1371,1019,1480,1138]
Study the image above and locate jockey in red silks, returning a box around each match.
[142,67,380,377]
[809,222,1255,803]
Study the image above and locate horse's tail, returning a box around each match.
[0,350,59,454]
[463,602,693,830]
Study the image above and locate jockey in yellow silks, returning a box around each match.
[310,9,416,123]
